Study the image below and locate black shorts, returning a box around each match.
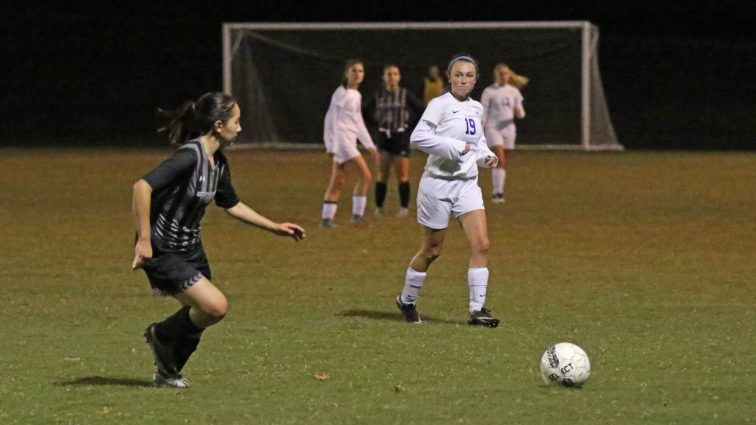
[140,244,212,296]
[376,131,411,157]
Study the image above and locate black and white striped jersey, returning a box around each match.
[364,87,424,133]
[142,139,239,253]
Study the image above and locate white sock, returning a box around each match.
[352,195,367,217]
[321,202,337,220]
[492,168,505,195]
[401,267,427,304]
[468,267,489,312]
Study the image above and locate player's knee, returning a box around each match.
[205,298,229,319]
[424,248,442,262]
[473,238,490,255]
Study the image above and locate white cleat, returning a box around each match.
[153,372,191,388]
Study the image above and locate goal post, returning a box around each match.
[223,21,622,151]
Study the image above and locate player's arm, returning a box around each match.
[407,90,425,117]
[131,179,153,269]
[225,202,305,241]
[411,119,469,161]
[480,89,491,126]
[514,92,526,119]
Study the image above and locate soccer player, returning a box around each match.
[132,92,305,387]
[395,54,501,327]
[423,65,446,105]
[321,59,378,228]
[480,64,527,203]
[363,64,424,218]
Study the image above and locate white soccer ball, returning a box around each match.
[539,342,591,387]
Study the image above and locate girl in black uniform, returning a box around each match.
[132,92,305,388]
[363,64,424,217]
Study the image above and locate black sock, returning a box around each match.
[174,333,203,372]
[399,181,411,208]
[375,182,387,208]
[154,306,203,343]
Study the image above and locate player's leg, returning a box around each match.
[162,277,228,372]
[457,209,499,327]
[344,155,372,226]
[485,127,506,203]
[321,160,346,227]
[395,155,411,217]
[397,177,451,323]
[497,128,515,201]
[397,225,447,323]
[491,144,506,203]
[375,150,392,215]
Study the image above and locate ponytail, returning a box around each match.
[157,101,197,145]
[156,92,236,145]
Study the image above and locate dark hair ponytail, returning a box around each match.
[157,101,197,145]
[157,92,236,145]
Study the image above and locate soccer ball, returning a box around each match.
[539,342,591,387]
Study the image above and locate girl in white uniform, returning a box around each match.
[480,64,527,203]
[395,54,501,327]
[321,59,378,227]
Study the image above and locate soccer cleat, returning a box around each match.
[395,295,422,324]
[350,215,369,227]
[144,324,178,376]
[468,308,501,327]
[319,218,337,228]
[491,194,506,204]
[152,371,191,388]
[374,207,385,216]
[395,208,409,218]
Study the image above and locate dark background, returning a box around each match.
[3,1,755,149]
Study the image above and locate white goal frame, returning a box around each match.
[223,21,622,151]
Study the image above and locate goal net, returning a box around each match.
[223,22,622,150]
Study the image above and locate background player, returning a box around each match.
[321,59,378,228]
[363,64,424,217]
[132,92,305,387]
[395,54,500,327]
[480,64,527,203]
[423,64,446,105]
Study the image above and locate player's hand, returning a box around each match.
[275,223,306,241]
[461,143,471,155]
[485,155,498,167]
[132,238,152,270]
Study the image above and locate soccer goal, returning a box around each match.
[223,21,623,151]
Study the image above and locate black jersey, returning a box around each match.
[142,139,239,253]
[364,88,424,133]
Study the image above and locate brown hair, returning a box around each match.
[157,92,237,145]
[446,54,479,79]
[341,59,364,88]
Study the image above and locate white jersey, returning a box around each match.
[410,92,495,180]
[480,83,525,128]
[323,86,375,159]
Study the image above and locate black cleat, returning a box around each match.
[396,295,422,324]
[144,323,178,376]
[319,218,337,228]
[468,308,501,327]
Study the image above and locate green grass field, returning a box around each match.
[0,148,754,424]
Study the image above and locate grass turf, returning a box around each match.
[0,148,754,424]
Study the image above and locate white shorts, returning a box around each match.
[416,175,485,229]
[485,124,516,150]
[331,142,361,165]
